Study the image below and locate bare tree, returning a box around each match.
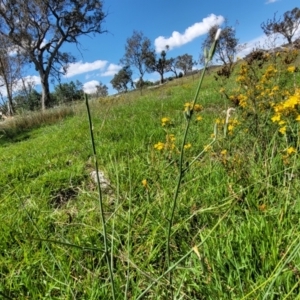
[168,57,178,78]
[95,82,108,97]
[121,31,154,89]
[201,24,238,78]
[261,7,300,45]
[0,36,26,115]
[0,0,107,110]
[175,54,195,75]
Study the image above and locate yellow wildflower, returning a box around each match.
[194,104,203,112]
[184,102,202,112]
[295,115,300,121]
[286,147,296,155]
[184,143,192,150]
[161,117,171,126]
[204,145,212,152]
[154,142,164,150]
[283,96,299,109]
[221,149,227,155]
[271,115,281,122]
[258,204,267,212]
[228,124,234,132]
[166,134,176,142]
[196,115,203,121]
[279,126,286,134]
[142,179,148,188]
[287,66,296,73]
[184,102,192,111]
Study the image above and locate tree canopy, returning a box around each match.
[145,50,171,84]
[94,82,108,98]
[110,66,133,93]
[175,54,195,75]
[0,0,107,110]
[52,80,83,104]
[121,31,153,87]
[201,24,238,78]
[261,7,300,45]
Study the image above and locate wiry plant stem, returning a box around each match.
[166,33,220,298]
[85,94,116,300]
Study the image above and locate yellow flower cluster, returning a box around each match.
[287,65,296,73]
[142,179,148,189]
[154,134,176,152]
[271,89,300,134]
[227,118,240,134]
[235,63,251,85]
[161,117,171,126]
[184,143,192,150]
[184,102,203,112]
[154,142,165,151]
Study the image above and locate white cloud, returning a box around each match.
[21,75,41,86]
[64,60,108,78]
[83,80,100,94]
[236,33,288,58]
[101,63,122,77]
[154,14,225,52]
[0,75,40,97]
[266,0,279,4]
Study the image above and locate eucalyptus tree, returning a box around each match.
[201,24,238,77]
[110,66,133,93]
[261,7,300,45]
[121,31,154,89]
[145,50,171,84]
[0,0,107,110]
[175,54,195,75]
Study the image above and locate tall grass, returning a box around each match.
[0,45,299,298]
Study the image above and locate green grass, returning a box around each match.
[0,65,300,299]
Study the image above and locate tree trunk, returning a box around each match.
[40,73,51,110]
[160,73,164,84]
[6,94,14,116]
[3,81,14,116]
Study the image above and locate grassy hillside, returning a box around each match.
[1,50,300,299]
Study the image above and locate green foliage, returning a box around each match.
[145,50,171,84]
[175,53,195,75]
[110,66,133,93]
[135,78,154,89]
[52,80,84,104]
[14,89,42,112]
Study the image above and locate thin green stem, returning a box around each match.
[85,94,116,300]
[165,35,220,298]
[125,157,132,300]
[166,58,211,298]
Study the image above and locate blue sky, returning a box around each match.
[6,0,300,96]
